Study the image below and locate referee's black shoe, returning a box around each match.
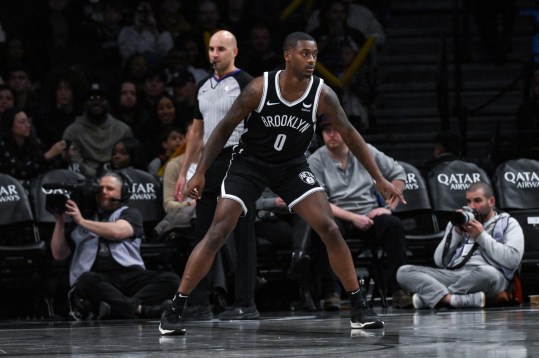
[159,304,186,335]
[350,299,384,329]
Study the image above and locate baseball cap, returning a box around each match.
[86,83,107,100]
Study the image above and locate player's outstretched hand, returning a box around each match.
[376,178,406,207]
[182,172,205,200]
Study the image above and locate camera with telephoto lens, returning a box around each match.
[448,206,483,226]
[45,182,100,216]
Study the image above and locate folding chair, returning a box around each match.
[426,159,491,226]
[393,161,444,266]
[0,174,47,318]
[492,158,539,301]
[29,169,88,318]
[119,168,182,272]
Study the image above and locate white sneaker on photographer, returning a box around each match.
[450,292,485,308]
[412,294,428,309]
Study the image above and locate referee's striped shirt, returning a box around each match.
[194,69,253,147]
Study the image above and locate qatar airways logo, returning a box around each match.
[0,184,21,202]
[404,172,419,190]
[129,183,158,200]
[503,171,539,189]
[437,173,482,190]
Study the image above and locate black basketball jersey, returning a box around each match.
[239,70,324,163]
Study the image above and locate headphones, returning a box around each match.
[100,170,133,203]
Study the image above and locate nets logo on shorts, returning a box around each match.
[299,171,316,185]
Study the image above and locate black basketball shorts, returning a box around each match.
[221,151,324,215]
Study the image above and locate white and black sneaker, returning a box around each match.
[350,299,384,329]
[450,292,486,308]
[159,305,186,335]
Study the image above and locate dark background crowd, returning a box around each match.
[0,0,391,183]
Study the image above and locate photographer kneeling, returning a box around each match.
[396,182,524,309]
[50,172,179,319]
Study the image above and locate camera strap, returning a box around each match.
[442,227,479,269]
[442,214,509,270]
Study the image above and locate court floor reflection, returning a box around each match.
[0,306,538,356]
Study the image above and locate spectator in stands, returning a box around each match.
[156,0,192,40]
[305,0,387,48]
[35,69,85,148]
[147,126,186,177]
[397,182,524,309]
[220,0,254,47]
[308,1,377,131]
[7,67,40,116]
[0,35,43,84]
[135,69,169,140]
[139,92,186,159]
[24,0,93,74]
[176,33,211,81]
[117,1,174,68]
[91,0,125,89]
[163,48,190,90]
[423,131,462,176]
[160,139,195,214]
[57,139,93,178]
[189,0,231,72]
[153,136,197,243]
[0,108,66,188]
[50,171,180,319]
[96,137,148,178]
[110,80,144,133]
[255,187,318,311]
[0,84,15,116]
[236,23,281,77]
[308,115,409,309]
[309,1,368,73]
[171,70,197,124]
[195,0,227,38]
[121,54,149,91]
[62,83,133,176]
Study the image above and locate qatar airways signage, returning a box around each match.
[0,184,21,203]
[503,171,539,189]
[404,172,419,191]
[129,182,158,200]
[436,172,483,190]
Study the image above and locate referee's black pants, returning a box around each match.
[188,147,257,308]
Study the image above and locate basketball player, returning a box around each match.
[160,31,405,335]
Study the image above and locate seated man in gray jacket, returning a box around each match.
[308,116,409,309]
[50,172,179,319]
[397,182,524,309]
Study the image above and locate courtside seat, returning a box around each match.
[0,174,48,318]
[394,161,444,266]
[426,159,491,227]
[492,158,539,301]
